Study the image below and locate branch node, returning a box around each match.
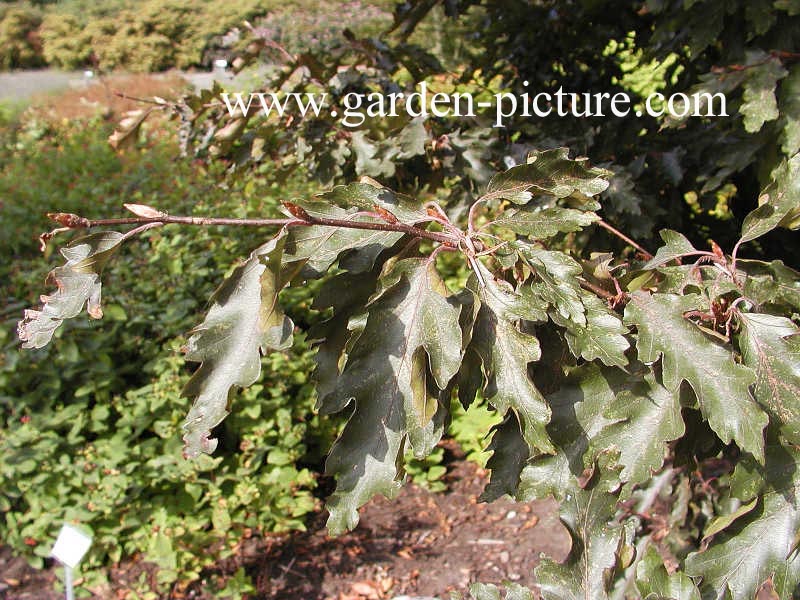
[282,202,312,221]
[47,213,90,229]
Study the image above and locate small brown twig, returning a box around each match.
[597,218,653,260]
[112,91,172,107]
[578,278,620,303]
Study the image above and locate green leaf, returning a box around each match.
[643,229,699,269]
[309,270,378,412]
[739,53,787,133]
[686,444,800,600]
[469,264,555,455]
[702,497,758,540]
[350,131,395,177]
[737,313,800,445]
[324,257,462,534]
[624,292,766,460]
[518,364,623,501]
[779,65,800,156]
[480,414,531,502]
[181,233,293,458]
[738,259,800,312]
[519,245,586,327]
[739,154,800,244]
[470,582,535,600]
[635,545,701,600]
[555,291,630,368]
[535,451,628,600]
[316,178,429,225]
[482,148,610,204]
[396,116,428,159]
[598,373,684,489]
[283,199,403,276]
[490,206,599,240]
[18,231,124,349]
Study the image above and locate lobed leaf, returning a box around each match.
[739,153,800,244]
[469,263,555,455]
[519,245,587,327]
[18,231,124,349]
[490,206,599,241]
[554,291,630,368]
[482,148,610,205]
[739,52,787,134]
[470,582,535,600]
[535,451,628,600]
[636,545,701,600]
[181,233,294,459]
[316,178,430,225]
[597,373,683,490]
[737,312,800,445]
[480,414,531,502]
[323,256,463,534]
[686,444,800,600]
[517,364,624,502]
[643,229,699,270]
[282,199,404,276]
[738,259,800,312]
[309,269,379,413]
[624,292,766,461]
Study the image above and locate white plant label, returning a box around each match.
[51,524,92,569]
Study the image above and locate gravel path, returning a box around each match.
[0,69,231,103]
[0,70,86,101]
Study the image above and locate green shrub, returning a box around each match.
[81,0,269,72]
[40,12,91,69]
[0,6,44,69]
[0,118,335,593]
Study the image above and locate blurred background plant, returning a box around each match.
[0,0,394,72]
[0,93,329,594]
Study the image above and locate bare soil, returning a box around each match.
[1,460,570,600]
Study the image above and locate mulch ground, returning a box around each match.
[1,460,570,600]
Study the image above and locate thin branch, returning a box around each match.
[120,222,164,241]
[467,197,486,235]
[47,209,459,248]
[578,278,618,302]
[88,215,295,228]
[112,91,171,107]
[597,219,653,259]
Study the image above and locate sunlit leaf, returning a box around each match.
[324,256,462,533]
[636,545,701,600]
[468,264,555,455]
[535,451,628,600]
[490,206,599,240]
[737,312,800,445]
[739,153,800,244]
[624,292,766,460]
[643,229,699,269]
[686,444,800,600]
[18,231,124,349]
[482,148,610,204]
[181,233,294,458]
